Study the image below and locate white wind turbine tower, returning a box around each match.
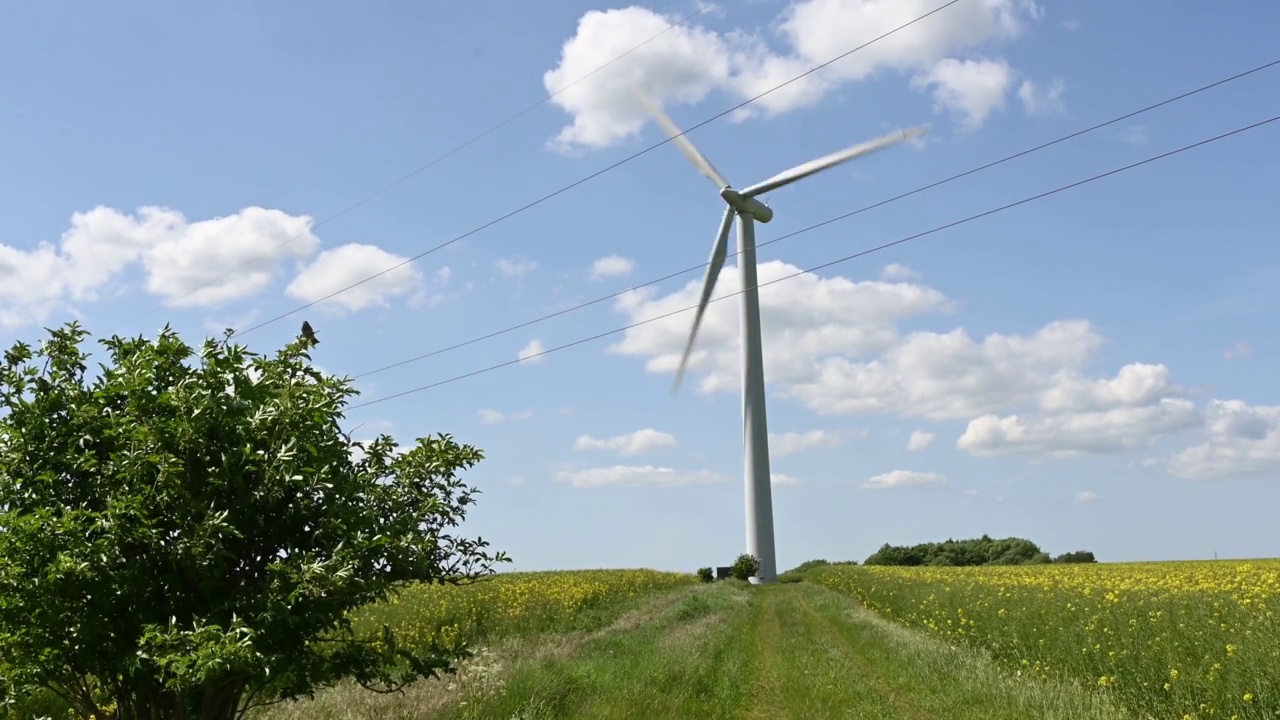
[641,95,925,584]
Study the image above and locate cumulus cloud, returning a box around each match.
[1,205,322,327]
[788,319,1104,420]
[609,259,948,394]
[907,430,936,451]
[478,408,533,425]
[1166,400,1280,480]
[769,429,846,457]
[881,263,922,281]
[555,465,731,488]
[543,0,1044,150]
[957,363,1201,457]
[610,259,1217,460]
[1075,490,1098,504]
[496,257,537,278]
[772,473,802,486]
[519,339,547,363]
[286,244,423,313]
[959,399,1201,457]
[1224,341,1253,361]
[575,428,677,456]
[861,470,947,490]
[1018,77,1066,115]
[910,57,1013,129]
[589,255,636,280]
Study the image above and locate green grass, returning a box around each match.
[258,580,1133,719]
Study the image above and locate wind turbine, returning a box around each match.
[641,95,925,584]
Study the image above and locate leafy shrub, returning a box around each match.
[1054,550,1098,564]
[0,323,508,720]
[730,554,761,582]
[696,567,714,583]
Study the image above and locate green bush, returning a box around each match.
[1053,550,1098,564]
[730,554,761,582]
[863,535,1078,567]
[696,567,714,583]
[0,323,508,720]
[777,572,805,584]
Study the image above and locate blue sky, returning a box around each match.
[3,0,1279,573]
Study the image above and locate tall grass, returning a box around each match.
[351,569,698,653]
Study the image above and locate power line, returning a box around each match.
[350,58,1280,381]
[230,0,968,339]
[135,2,721,318]
[345,113,1280,411]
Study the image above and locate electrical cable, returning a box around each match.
[135,2,721,317]
[345,113,1280,410]
[229,0,968,339]
[349,57,1280,381]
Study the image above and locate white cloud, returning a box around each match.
[1166,400,1280,480]
[1224,341,1253,361]
[772,473,802,486]
[589,255,637,280]
[1017,77,1066,116]
[478,408,533,425]
[959,399,1201,457]
[1075,490,1098,504]
[907,430,936,451]
[286,244,424,313]
[881,263,922,281]
[788,319,1104,420]
[769,429,845,457]
[519,339,547,363]
[861,470,947,490]
[910,57,1013,130]
[575,428,678,456]
[543,0,1043,150]
[609,260,1221,460]
[609,259,949,395]
[1118,125,1149,145]
[956,363,1202,457]
[1,205,321,327]
[555,465,731,488]
[496,257,537,278]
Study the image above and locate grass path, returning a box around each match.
[259,581,1134,719]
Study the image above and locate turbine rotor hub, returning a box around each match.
[720,187,774,224]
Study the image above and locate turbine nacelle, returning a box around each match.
[720,187,774,224]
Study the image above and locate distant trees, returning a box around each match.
[1053,550,1098,564]
[863,535,1095,567]
[784,559,858,574]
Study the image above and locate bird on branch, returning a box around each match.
[301,320,319,346]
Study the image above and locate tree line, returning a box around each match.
[863,535,1096,567]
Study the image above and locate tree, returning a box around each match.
[1054,550,1097,564]
[864,536,1066,567]
[0,323,508,720]
[730,554,761,581]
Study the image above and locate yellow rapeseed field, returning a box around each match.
[809,560,1280,720]
[351,569,695,654]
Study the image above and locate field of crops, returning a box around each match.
[807,560,1280,720]
[351,568,697,653]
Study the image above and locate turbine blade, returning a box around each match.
[741,126,927,198]
[637,92,730,191]
[673,207,735,394]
